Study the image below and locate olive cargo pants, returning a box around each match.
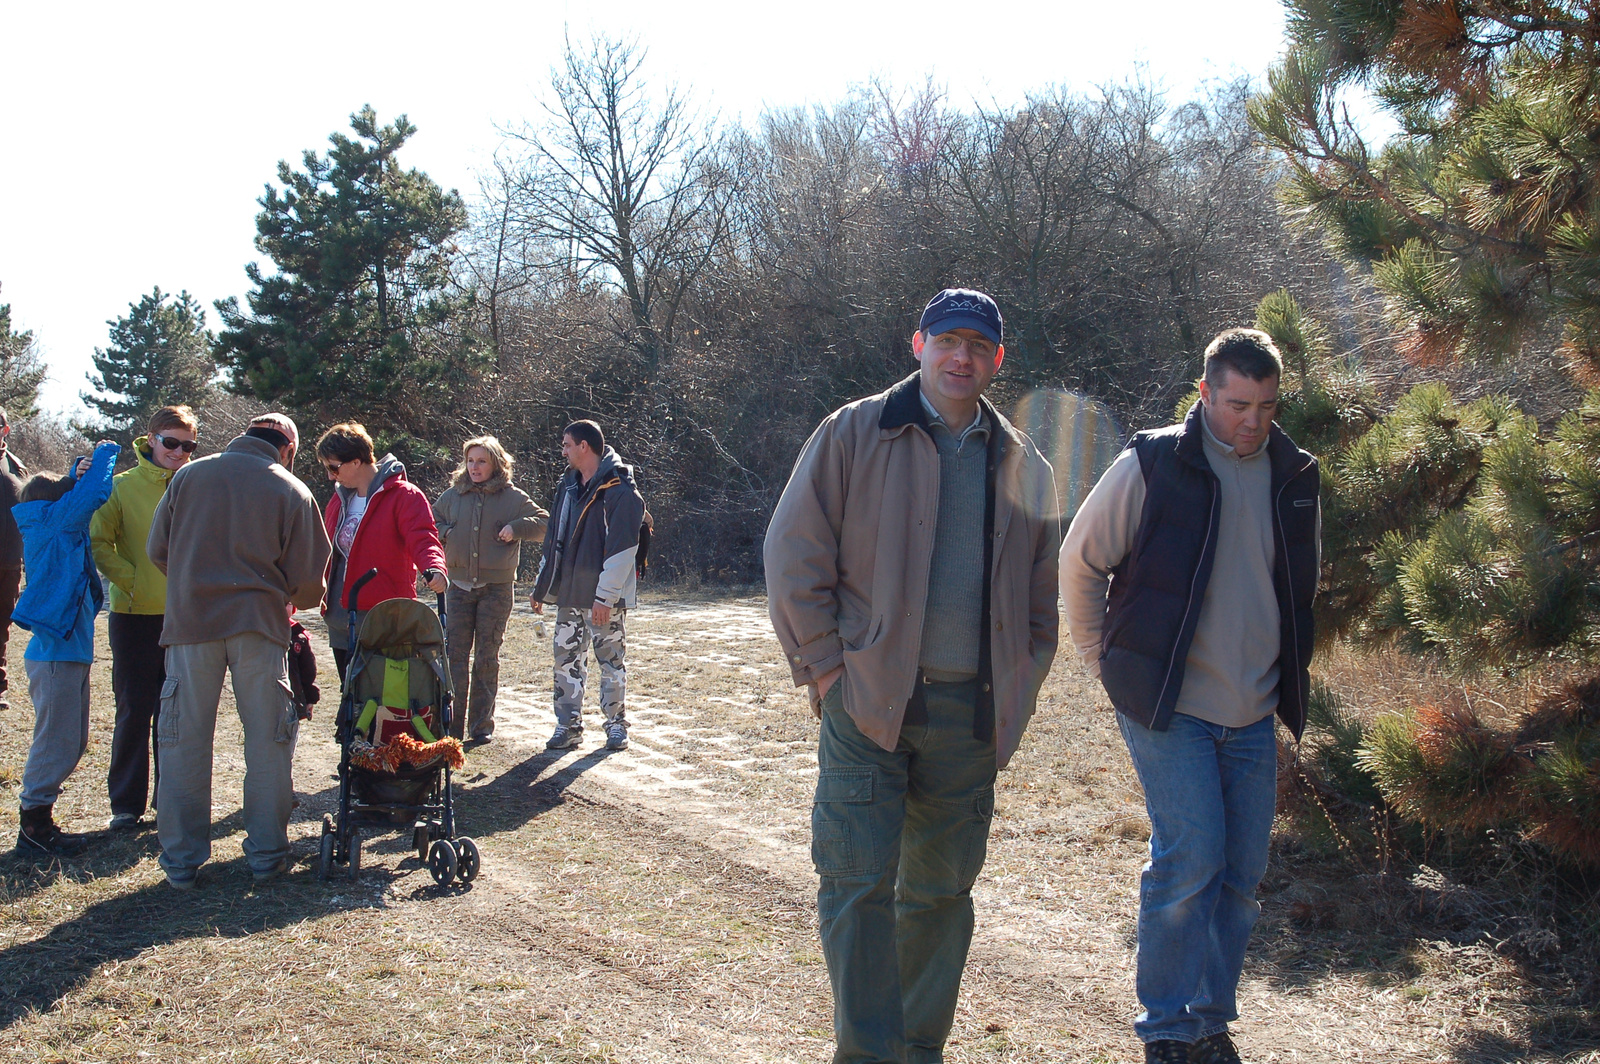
[813,677,997,1064]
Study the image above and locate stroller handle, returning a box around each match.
[347,568,380,613]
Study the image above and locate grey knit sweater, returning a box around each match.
[917,395,990,680]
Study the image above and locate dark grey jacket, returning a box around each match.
[0,449,28,567]
[530,448,646,610]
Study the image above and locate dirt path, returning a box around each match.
[0,592,1593,1062]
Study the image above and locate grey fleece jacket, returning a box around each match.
[148,435,331,648]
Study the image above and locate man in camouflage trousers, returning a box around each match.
[530,420,647,752]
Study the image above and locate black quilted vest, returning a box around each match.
[1099,403,1319,738]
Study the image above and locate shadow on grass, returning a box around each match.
[1248,842,1600,1061]
[0,820,383,1029]
[0,808,250,907]
[454,746,615,839]
[287,743,612,848]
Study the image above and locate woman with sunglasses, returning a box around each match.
[316,423,447,683]
[89,405,199,831]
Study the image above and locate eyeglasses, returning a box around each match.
[324,460,346,474]
[928,333,997,359]
[154,435,198,453]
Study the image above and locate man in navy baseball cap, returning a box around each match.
[765,285,1059,1064]
[912,287,1006,427]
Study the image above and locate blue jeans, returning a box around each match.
[814,678,997,1064]
[1117,710,1278,1045]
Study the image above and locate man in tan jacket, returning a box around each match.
[766,288,1060,1064]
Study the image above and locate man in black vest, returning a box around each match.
[1060,329,1320,1064]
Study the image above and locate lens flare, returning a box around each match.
[1013,389,1124,524]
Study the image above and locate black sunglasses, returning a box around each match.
[154,435,198,453]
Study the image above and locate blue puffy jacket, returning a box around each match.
[12,442,119,645]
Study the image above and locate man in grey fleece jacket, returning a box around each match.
[1060,330,1320,1064]
[147,413,331,890]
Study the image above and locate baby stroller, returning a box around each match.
[318,568,481,887]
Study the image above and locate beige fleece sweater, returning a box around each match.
[1060,411,1280,728]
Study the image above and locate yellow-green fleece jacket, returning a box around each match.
[90,437,176,615]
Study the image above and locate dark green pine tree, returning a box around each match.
[82,287,217,436]
[1249,3,1600,865]
[1250,1,1600,667]
[0,285,47,418]
[214,106,483,436]
[1250,0,1600,371]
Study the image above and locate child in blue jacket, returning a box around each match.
[12,440,118,858]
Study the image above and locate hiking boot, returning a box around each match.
[108,813,143,832]
[1189,1032,1242,1064]
[1145,1040,1193,1064]
[545,725,582,750]
[604,720,629,750]
[15,805,90,859]
[164,869,198,891]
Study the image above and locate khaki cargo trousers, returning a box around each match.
[156,632,298,878]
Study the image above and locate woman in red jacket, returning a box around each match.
[316,423,448,682]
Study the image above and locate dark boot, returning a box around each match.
[1189,1032,1243,1064]
[1145,1041,1193,1064]
[16,805,91,858]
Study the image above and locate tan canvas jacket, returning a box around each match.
[765,373,1061,769]
[433,471,549,585]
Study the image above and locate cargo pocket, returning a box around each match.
[956,787,997,889]
[811,768,877,877]
[275,678,298,744]
[157,677,180,748]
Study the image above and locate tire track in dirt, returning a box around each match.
[287,608,834,1062]
[402,786,832,1063]
[454,599,1137,1060]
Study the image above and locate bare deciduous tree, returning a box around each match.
[506,33,729,377]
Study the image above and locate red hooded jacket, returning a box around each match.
[322,456,447,613]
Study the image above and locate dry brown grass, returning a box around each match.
[0,590,1595,1062]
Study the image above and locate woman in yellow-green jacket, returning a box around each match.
[89,406,198,830]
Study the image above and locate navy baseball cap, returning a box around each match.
[919,288,1003,345]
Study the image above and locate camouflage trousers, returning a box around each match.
[551,606,627,729]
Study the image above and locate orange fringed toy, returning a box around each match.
[349,733,465,774]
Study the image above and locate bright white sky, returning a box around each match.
[3,0,1297,416]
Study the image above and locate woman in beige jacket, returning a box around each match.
[432,437,547,740]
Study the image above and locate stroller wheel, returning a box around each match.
[412,823,430,863]
[427,838,457,886]
[318,831,335,881]
[346,834,362,881]
[454,837,481,883]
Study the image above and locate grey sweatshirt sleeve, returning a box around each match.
[147,472,176,576]
[593,483,645,607]
[1058,447,1145,679]
[281,483,333,611]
